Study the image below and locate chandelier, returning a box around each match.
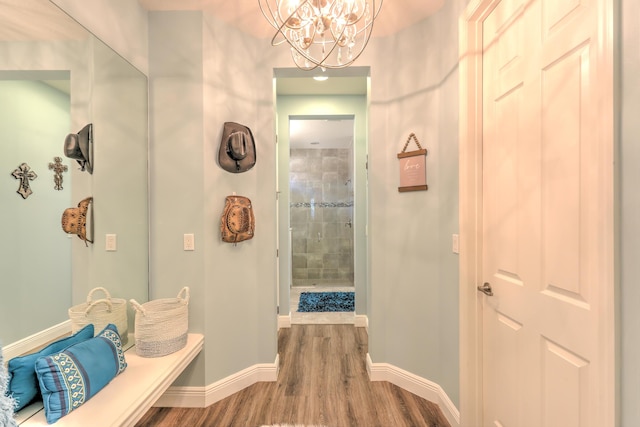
[259,0,383,71]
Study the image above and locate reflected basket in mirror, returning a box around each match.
[129,287,189,358]
[68,287,129,345]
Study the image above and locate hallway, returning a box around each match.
[136,325,450,427]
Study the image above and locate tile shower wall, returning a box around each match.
[290,148,354,287]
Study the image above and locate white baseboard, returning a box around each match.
[366,353,460,427]
[278,314,291,329]
[2,320,71,360]
[279,314,367,330]
[154,354,280,408]
[354,314,368,329]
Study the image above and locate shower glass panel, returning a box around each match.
[289,119,354,287]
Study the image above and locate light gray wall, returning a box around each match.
[148,11,207,384]
[363,1,463,406]
[44,0,640,421]
[0,80,71,343]
[0,10,148,346]
[60,0,464,408]
[0,35,92,345]
[202,10,278,383]
[51,0,148,75]
[149,11,279,386]
[620,0,638,424]
[88,38,149,340]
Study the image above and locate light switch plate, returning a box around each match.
[452,234,459,254]
[106,234,117,251]
[184,234,195,251]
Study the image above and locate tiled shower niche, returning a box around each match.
[290,148,354,287]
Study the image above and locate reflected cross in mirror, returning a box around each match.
[48,157,68,190]
[12,162,37,199]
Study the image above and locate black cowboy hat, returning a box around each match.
[218,122,256,173]
[64,124,93,174]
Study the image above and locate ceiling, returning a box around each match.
[138,1,445,98]
[0,0,443,148]
[138,0,445,39]
[137,1,422,149]
[1,0,444,43]
[290,118,354,149]
[0,0,89,41]
[277,75,366,96]
[274,65,369,97]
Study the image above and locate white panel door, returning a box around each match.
[480,0,613,426]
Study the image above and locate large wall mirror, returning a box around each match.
[0,0,149,351]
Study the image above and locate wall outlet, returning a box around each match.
[184,233,195,251]
[106,234,117,251]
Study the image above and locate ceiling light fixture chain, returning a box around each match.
[259,0,383,71]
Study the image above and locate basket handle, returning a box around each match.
[84,298,113,315]
[87,287,112,303]
[177,287,190,303]
[129,299,147,316]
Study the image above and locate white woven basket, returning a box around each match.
[129,287,189,358]
[68,287,129,344]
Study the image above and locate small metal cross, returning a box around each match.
[48,157,68,190]
[12,162,37,199]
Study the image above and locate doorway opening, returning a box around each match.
[288,117,355,324]
[274,66,369,328]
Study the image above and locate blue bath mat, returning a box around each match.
[297,292,355,312]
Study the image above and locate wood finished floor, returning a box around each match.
[136,325,450,427]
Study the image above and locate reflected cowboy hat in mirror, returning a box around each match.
[61,196,93,247]
[218,122,256,173]
[64,124,93,174]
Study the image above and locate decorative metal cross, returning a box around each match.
[48,157,68,191]
[12,162,37,199]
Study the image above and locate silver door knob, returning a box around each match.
[477,282,493,296]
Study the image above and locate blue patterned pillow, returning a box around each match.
[35,324,127,424]
[7,324,94,411]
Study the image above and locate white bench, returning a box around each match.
[19,333,204,427]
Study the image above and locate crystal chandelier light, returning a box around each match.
[259,0,383,71]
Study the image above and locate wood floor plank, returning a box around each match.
[136,325,451,427]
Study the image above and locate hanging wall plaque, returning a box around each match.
[397,133,428,192]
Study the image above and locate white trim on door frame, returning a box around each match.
[458,2,491,424]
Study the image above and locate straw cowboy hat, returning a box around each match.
[220,195,255,244]
[218,122,256,173]
[64,124,93,174]
[61,197,93,246]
